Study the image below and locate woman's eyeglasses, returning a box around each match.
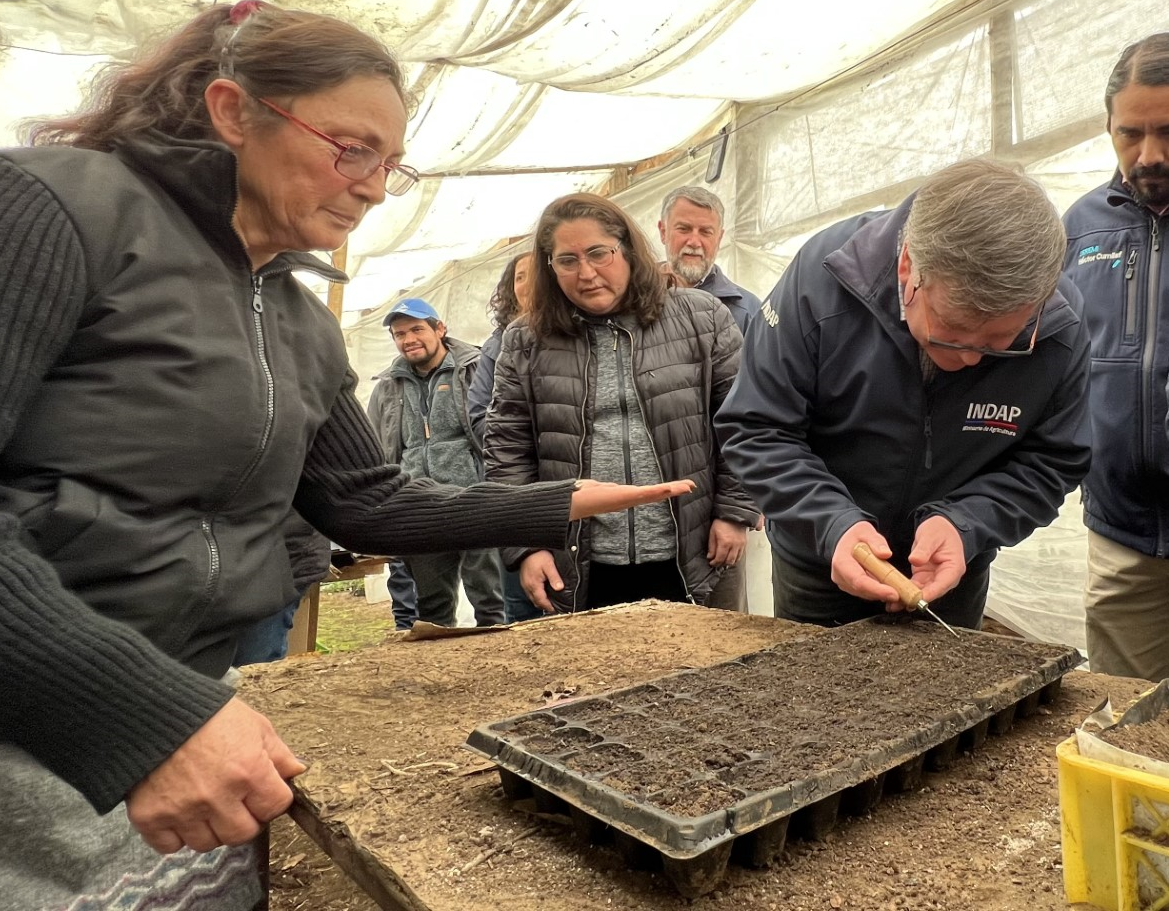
[256,97,420,196]
[548,245,620,275]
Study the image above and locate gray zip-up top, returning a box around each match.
[716,197,1092,574]
[367,336,482,485]
[584,315,674,565]
[1062,173,1169,558]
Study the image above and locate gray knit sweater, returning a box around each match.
[584,317,675,564]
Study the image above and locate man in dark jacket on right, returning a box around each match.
[716,159,1091,630]
[1062,33,1169,682]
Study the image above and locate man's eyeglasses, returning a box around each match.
[255,97,420,196]
[549,245,621,275]
[908,280,1042,358]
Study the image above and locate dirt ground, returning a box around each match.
[264,589,394,910]
[253,592,1147,911]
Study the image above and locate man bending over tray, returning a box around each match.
[715,159,1091,629]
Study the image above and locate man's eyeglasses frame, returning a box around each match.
[907,277,1043,358]
[255,97,420,196]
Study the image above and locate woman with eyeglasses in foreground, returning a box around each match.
[0,5,693,907]
[484,193,760,616]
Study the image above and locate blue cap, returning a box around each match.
[384,297,440,325]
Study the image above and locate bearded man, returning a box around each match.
[658,186,761,334]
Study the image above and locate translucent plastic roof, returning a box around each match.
[2,0,1168,322]
[5,0,1169,653]
[1,0,972,313]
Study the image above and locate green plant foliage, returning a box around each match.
[321,578,365,596]
[314,590,392,654]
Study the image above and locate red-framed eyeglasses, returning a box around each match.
[255,97,420,196]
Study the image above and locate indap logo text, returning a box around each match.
[963,402,1021,436]
[967,403,1021,422]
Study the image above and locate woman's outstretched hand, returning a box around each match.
[568,479,696,521]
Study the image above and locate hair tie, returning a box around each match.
[229,0,266,25]
[220,1,266,77]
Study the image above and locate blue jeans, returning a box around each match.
[388,559,420,630]
[503,568,543,623]
[235,595,300,665]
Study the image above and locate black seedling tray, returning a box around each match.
[464,617,1081,896]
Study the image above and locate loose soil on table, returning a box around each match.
[252,596,1149,911]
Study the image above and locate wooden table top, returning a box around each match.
[241,603,1147,911]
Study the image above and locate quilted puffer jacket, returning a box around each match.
[484,287,759,610]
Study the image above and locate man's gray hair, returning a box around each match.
[661,185,725,227]
[903,159,1065,318]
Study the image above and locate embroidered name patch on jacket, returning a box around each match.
[963,402,1021,436]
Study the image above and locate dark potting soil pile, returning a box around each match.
[1098,712,1169,762]
[248,602,1143,911]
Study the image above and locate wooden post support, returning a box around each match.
[287,583,320,656]
[327,243,347,320]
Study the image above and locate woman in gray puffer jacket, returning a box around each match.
[484,193,759,614]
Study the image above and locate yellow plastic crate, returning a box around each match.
[1059,736,1169,911]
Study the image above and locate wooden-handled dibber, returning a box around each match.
[852,542,960,638]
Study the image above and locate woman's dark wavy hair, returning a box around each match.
[488,252,530,330]
[528,193,669,341]
[26,4,409,150]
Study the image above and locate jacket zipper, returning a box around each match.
[227,275,278,496]
[417,366,445,476]
[1124,248,1139,340]
[920,355,934,471]
[609,324,638,562]
[571,339,593,613]
[199,273,278,615]
[198,517,222,609]
[1143,217,1164,556]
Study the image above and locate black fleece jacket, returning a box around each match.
[0,137,572,814]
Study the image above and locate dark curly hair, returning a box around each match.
[488,252,530,330]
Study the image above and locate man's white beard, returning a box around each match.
[670,249,711,285]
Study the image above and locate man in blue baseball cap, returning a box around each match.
[367,299,506,627]
[385,296,440,323]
